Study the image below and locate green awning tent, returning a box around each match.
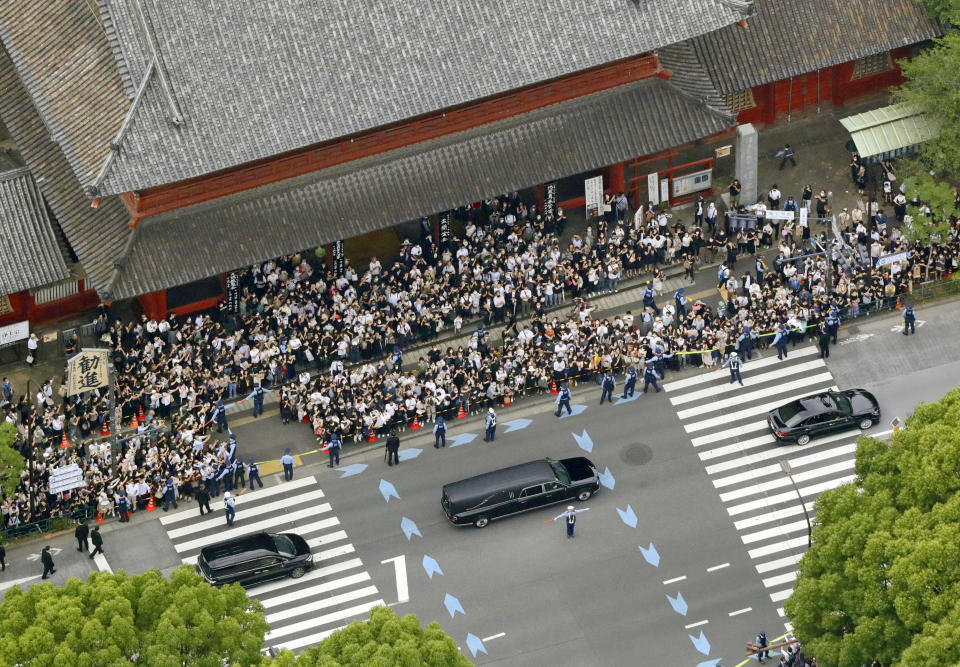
[839,103,939,162]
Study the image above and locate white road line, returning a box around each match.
[265,585,380,624]
[699,433,778,460]
[704,429,859,471]
[727,475,855,515]
[763,571,798,589]
[718,459,855,502]
[770,588,794,602]
[305,530,349,548]
[259,572,372,609]
[483,632,507,642]
[683,386,838,433]
[755,554,804,573]
[690,420,770,448]
[93,552,112,573]
[664,346,819,391]
[159,476,317,525]
[733,503,815,531]
[684,620,709,629]
[676,373,835,420]
[173,506,332,553]
[669,359,827,405]
[728,607,753,616]
[166,489,328,538]
[706,562,730,573]
[713,444,858,489]
[249,558,364,596]
[748,536,809,560]
[662,575,687,585]
[270,625,342,652]
[741,519,811,544]
[265,598,387,641]
[777,608,786,617]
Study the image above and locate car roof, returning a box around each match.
[443,460,556,506]
[199,532,278,567]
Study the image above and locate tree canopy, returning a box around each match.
[0,565,268,666]
[271,606,472,667]
[0,421,25,499]
[786,387,960,666]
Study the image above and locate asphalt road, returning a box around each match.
[3,298,958,666]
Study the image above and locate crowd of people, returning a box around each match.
[1,169,958,532]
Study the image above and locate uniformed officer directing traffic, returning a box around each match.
[722,351,745,386]
[484,408,497,442]
[554,505,589,538]
[555,382,572,417]
[599,371,616,404]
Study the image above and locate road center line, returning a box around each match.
[684,620,709,629]
[728,607,753,616]
[482,632,506,642]
[706,562,730,573]
[662,575,687,585]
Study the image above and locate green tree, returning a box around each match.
[900,171,956,245]
[916,0,960,24]
[786,387,960,665]
[274,606,473,667]
[0,565,268,666]
[0,421,25,498]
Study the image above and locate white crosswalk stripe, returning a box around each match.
[664,347,874,615]
[158,475,381,654]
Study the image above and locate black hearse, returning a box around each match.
[196,532,313,587]
[441,457,600,528]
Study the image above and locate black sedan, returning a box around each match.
[768,389,880,445]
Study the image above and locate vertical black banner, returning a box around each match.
[226,272,241,313]
[439,211,452,248]
[332,240,345,276]
[544,182,557,218]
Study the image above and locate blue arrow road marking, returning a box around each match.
[397,448,422,462]
[400,516,421,540]
[449,432,479,448]
[337,463,367,478]
[598,466,615,490]
[571,430,593,453]
[617,504,638,528]
[695,659,722,667]
[666,592,688,616]
[689,631,711,655]
[558,404,587,419]
[422,555,443,579]
[378,479,401,503]
[465,633,487,657]
[502,418,533,433]
[444,593,465,618]
[638,542,660,567]
[615,393,641,405]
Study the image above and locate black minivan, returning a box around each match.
[442,457,600,528]
[195,532,313,587]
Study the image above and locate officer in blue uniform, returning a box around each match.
[252,384,265,418]
[674,288,687,318]
[484,408,497,442]
[772,323,789,360]
[599,371,616,404]
[826,304,841,344]
[161,477,178,512]
[555,382,572,416]
[212,399,228,433]
[433,416,447,448]
[622,367,637,398]
[327,432,342,467]
[755,257,765,287]
[642,283,659,315]
[217,460,235,493]
[233,455,246,488]
[281,448,295,481]
[223,492,236,527]
[903,302,917,335]
[247,459,263,489]
[642,362,661,393]
[722,351,744,386]
[737,326,754,360]
[554,505,588,538]
[225,433,238,463]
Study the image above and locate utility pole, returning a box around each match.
[780,459,812,547]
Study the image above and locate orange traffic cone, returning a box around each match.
[100,420,110,437]
[895,296,902,309]
[550,379,558,395]
[138,405,145,421]
[503,391,513,407]
[145,495,156,511]
[367,431,376,442]
[411,415,421,430]
[457,404,467,419]
[60,433,69,449]
[130,415,138,429]
[95,510,104,524]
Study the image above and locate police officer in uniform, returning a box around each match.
[252,384,265,418]
[223,492,236,526]
[433,417,447,448]
[554,505,588,538]
[386,430,400,465]
[622,367,637,399]
[484,408,497,442]
[826,304,841,344]
[555,382,572,417]
[722,351,745,386]
[327,432,342,468]
[903,302,917,335]
[162,477,178,511]
[212,399,228,433]
[247,459,263,489]
[599,371,616,404]
[642,362,661,393]
[642,283,659,315]
[772,323,789,360]
[281,448,295,481]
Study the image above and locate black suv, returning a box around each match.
[196,532,313,587]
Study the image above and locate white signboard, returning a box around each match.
[48,463,86,494]
[799,207,808,227]
[0,321,28,348]
[660,180,669,205]
[647,172,660,206]
[765,210,796,221]
[584,175,604,218]
[876,251,910,268]
[671,169,713,197]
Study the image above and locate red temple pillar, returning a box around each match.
[609,162,626,193]
[138,290,167,321]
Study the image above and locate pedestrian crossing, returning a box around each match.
[664,345,870,618]
[159,476,384,653]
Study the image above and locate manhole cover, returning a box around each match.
[622,443,653,466]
